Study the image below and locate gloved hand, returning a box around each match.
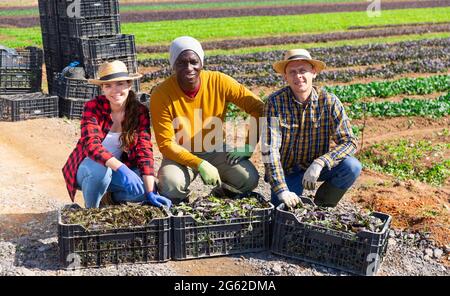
[302,161,324,191]
[146,192,172,209]
[198,160,221,186]
[116,164,145,196]
[226,144,253,165]
[277,191,301,208]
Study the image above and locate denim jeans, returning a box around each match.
[270,156,362,207]
[76,157,146,208]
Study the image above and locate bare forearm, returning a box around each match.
[142,175,156,193]
[105,157,123,171]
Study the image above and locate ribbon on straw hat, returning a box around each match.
[272,49,326,74]
[88,60,142,85]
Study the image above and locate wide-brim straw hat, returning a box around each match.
[273,49,326,74]
[88,60,142,85]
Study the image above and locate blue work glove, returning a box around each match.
[146,192,172,209]
[116,164,145,196]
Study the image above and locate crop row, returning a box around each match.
[233,59,450,86]
[346,93,450,119]
[142,59,450,86]
[138,38,449,67]
[325,75,450,103]
[139,39,450,85]
[138,23,450,53]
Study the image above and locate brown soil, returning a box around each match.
[167,256,260,276]
[349,116,450,247]
[353,115,450,146]
[351,170,449,247]
[356,92,447,103]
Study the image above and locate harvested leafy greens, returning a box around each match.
[288,201,385,234]
[61,204,166,230]
[171,196,271,222]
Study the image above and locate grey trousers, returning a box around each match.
[157,151,259,202]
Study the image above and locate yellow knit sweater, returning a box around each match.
[150,70,264,169]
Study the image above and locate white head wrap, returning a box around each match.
[169,36,204,69]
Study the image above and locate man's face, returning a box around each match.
[174,50,202,86]
[283,60,317,96]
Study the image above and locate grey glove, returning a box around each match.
[302,161,324,191]
[277,191,301,208]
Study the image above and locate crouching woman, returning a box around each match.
[62,60,171,209]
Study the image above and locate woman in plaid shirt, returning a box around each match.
[62,60,171,209]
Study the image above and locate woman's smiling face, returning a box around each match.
[101,80,132,106]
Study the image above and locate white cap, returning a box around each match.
[169,36,204,69]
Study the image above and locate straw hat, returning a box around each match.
[273,49,326,74]
[88,60,142,85]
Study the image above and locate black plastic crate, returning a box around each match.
[78,34,136,61]
[40,15,59,36]
[38,0,58,17]
[0,69,42,93]
[58,97,86,119]
[55,76,99,100]
[45,64,62,95]
[58,15,120,39]
[136,92,150,109]
[56,0,119,18]
[84,55,138,79]
[42,33,61,53]
[0,47,43,69]
[0,92,58,121]
[171,192,274,260]
[271,197,392,276]
[131,79,140,93]
[58,204,171,269]
[59,35,81,61]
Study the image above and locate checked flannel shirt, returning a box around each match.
[62,95,154,202]
[262,86,358,195]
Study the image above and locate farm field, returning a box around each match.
[0,0,448,276]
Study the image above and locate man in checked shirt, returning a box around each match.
[262,49,362,208]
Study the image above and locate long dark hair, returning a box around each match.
[120,84,140,150]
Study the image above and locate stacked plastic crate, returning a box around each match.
[38,0,61,94]
[0,47,43,94]
[38,0,141,119]
[0,47,59,122]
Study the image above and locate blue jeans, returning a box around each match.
[270,156,362,207]
[76,157,146,208]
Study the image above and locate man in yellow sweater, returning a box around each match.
[150,36,264,202]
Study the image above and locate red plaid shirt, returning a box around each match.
[62,95,154,202]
